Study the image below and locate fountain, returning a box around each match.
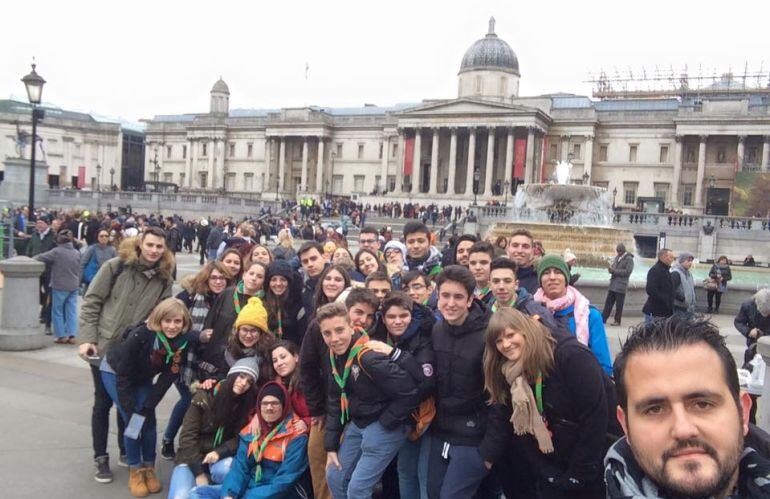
[488,161,636,266]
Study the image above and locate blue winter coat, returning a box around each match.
[553,305,613,376]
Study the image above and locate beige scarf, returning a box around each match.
[501,360,554,454]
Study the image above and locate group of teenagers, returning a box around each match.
[78,221,770,499]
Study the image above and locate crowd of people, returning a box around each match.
[6,202,770,498]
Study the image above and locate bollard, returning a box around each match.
[0,256,46,351]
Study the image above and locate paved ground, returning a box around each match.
[0,252,747,498]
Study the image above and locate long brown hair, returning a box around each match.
[181,260,232,295]
[228,324,276,381]
[271,340,301,393]
[483,307,555,406]
[313,264,351,308]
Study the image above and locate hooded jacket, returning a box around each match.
[221,382,309,499]
[605,425,770,498]
[517,265,539,295]
[406,246,443,278]
[34,241,81,291]
[265,262,305,345]
[387,302,436,403]
[79,237,175,354]
[671,262,696,313]
[642,260,673,318]
[431,300,491,446]
[324,331,420,452]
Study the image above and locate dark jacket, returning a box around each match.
[735,299,770,347]
[206,226,224,250]
[265,264,305,345]
[517,265,539,295]
[709,263,732,293]
[515,288,560,332]
[608,252,634,294]
[26,229,56,257]
[35,242,81,291]
[642,260,673,318]
[199,286,254,379]
[480,332,621,495]
[298,319,328,417]
[106,323,192,416]
[324,331,420,452]
[175,386,243,477]
[387,303,436,403]
[431,300,491,446]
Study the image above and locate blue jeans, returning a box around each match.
[327,421,408,499]
[398,433,431,499]
[52,289,78,338]
[168,458,232,499]
[427,441,489,499]
[101,370,157,467]
[164,381,192,443]
[206,249,218,261]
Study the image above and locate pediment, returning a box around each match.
[397,98,538,117]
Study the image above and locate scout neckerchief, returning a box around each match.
[274,309,283,339]
[155,331,188,374]
[473,285,490,301]
[233,281,246,314]
[247,413,291,483]
[212,382,225,447]
[535,371,544,415]
[329,334,369,425]
[490,298,516,313]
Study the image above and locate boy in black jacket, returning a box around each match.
[320,302,420,499]
[428,265,492,499]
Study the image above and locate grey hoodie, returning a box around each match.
[35,242,81,291]
[671,263,696,312]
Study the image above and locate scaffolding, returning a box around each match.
[586,63,770,99]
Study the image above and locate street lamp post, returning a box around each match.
[473,167,481,206]
[96,164,102,212]
[503,179,511,207]
[109,167,115,190]
[21,62,46,221]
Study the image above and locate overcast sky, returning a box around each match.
[2,0,768,123]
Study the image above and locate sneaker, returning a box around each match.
[160,439,175,460]
[94,455,113,483]
[118,454,129,467]
[610,321,621,327]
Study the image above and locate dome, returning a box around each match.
[211,77,230,94]
[459,18,519,76]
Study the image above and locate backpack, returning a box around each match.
[82,248,100,285]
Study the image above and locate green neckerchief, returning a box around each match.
[212,382,224,447]
[535,372,544,415]
[473,286,490,301]
[251,414,290,483]
[329,335,369,425]
[155,331,188,365]
[490,297,516,313]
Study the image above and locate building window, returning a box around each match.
[391,143,398,158]
[179,173,185,185]
[654,182,670,203]
[247,143,253,158]
[244,173,254,190]
[599,145,608,161]
[747,146,758,165]
[717,146,726,163]
[375,175,381,189]
[379,142,383,160]
[229,143,236,158]
[336,143,343,158]
[629,145,638,163]
[202,143,208,157]
[332,174,343,194]
[163,172,173,183]
[225,173,236,191]
[623,182,638,205]
[659,145,669,163]
[199,172,208,188]
[354,175,365,191]
[682,184,695,206]
[499,76,507,95]
[549,143,558,161]
[182,145,187,159]
[572,143,581,159]
[166,145,172,159]
[475,75,483,94]
[593,181,609,190]
[358,144,365,159]
[388,175,396,191]
[686,146,696,163]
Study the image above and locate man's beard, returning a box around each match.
[642,435,743,499]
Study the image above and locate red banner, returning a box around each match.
[513,138,526,179]
[403,137,415,175]
[78,166,86,188]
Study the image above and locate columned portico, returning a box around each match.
[694,135,707,207]
[396,130,405,192]
[300,137,309,193]
[465,128,476,196]
[524,127,535,183]
[411,129,422,195]
[448,128,458,194]
[583,135,593,179]
[484,128,495,195]
[429,128,439,195]
[380,135,390,192]
[672,135,683,206]
[278,138,286,192]
[504,127,514,188]
[316,138,325,193]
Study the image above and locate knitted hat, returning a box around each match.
[267,261,294,281]
[562,249,577,265]
[537,254,571,285]
[234,296,269,333]
[258,381,286,406]
[227,357,259,383]
[384,240,407,258]
[678,251,695,263]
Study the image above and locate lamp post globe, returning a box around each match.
[21,62,46,105]
[21,61,46,221]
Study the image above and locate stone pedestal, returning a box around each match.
[0,157,49,207]
[757,337,770,431]
[0,256,46,351]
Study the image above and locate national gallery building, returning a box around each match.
[143,18,770,215]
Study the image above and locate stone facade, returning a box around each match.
[142,20,770,215]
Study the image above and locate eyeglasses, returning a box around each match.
[240,328,260,337]
[98,234,109,238]
[209,275,227,281]
[359,238,377,245]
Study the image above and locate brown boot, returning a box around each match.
[141,466,162,494]
[128,467,149,497]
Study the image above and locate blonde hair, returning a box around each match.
[483,307,555,405]
[146,297,192,333]
[277,228,294,249]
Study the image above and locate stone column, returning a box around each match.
[447,128,458,195]
[484,127,496,195]
[561,135,570,162]
[504,127,514,187]
[411,129,422,194]
[429,128,439,195]
[763,136,770,170]
[278,138,286,192]
[316,138,325,193]
[584,135,594,179]
[465,128,476,195]
[0,257,46,351]
[380,134,390,193]
[207,140,214,189]
[190,139,198,188]
[84,140,92,184]
[301,137,309,193]
[694,135,707,207]
[396,130,405,193]
[737,135,746,171]
[185,139,192,187]
[261,137,270,192]
[525,127,536,184]
[671,135,683,206]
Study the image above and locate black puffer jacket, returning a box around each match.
[298,318,328,417]
[388,302,436,402]
[516,265,539,295]
[324,331,420,452]
[264,262,305,345]
[642,260,673,317]
[199,286,254,379]
[431,300,491,446]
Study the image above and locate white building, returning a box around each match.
[142,18,770,215]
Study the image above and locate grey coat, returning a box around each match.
[35,242,81,291]
[608,252,634,294]
[80,243,117,275]
[671,264,696,312]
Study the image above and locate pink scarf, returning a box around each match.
[534,285,590,346]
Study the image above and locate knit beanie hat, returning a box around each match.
[562,249,577,265]
[384,240,407,258]
[258,381,286,406]
[537,254,571,285]
[227,357,259,383]
[677,251,695,263]
[267,261,294,282]
[234,296,269,332]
